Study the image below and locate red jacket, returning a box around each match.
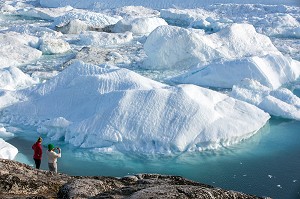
[32,142,42,160]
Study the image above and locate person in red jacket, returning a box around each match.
[32,137,43,169]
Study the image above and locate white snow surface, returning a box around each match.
[171,53,300,89]
[110,17,168,35]
[79,31,133,47]
[0,138,18,160]
[53,9,121,30]
[0,67,38,91]
[0,32,42,68]
[230,79,300,120]
[1,61,270,153]
[143,23,279,70]
[38,38,71,54]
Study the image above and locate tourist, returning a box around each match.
[47,144,61,173]
[32,137,43,169]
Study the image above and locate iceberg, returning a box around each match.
[1,61,270,154]
[0,138,18,160]
[53,10,121,32]
[0,32,42,68]
[0,67,38,91]
[38,38,71,54]
[143,23,279,70]
[109,17,168,35]
[230,79,300,120]
[171,53,300,90]
[79,31,133,47]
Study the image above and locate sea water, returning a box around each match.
[7,117,300,199]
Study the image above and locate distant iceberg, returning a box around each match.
[143,23,279,70]
[171,53,300,90]
[1,61,270,154]
[231,79,300,120]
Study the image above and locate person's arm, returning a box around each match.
[56,148,61,158]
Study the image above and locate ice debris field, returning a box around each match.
[0,0,299,159]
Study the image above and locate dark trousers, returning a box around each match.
[34,158,41,169]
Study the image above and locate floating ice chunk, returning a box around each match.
[57,19,90,34]
[16,6,74,20]
[160,8,231,32]
[2,61,270,154]
[38,117,72,141]
[143,23,279,70]
[0,138,18,160]
[231,79,300,120]
[171,53,300,90]
[109,17,168,35]
[258,14,300,39]
[53,10,121,31]
[0,32,42,68]
[79,31,133,47]
[38,38,71,54]
[5,24,63,39]
[0,67,38,91]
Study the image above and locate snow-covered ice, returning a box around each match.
[143,23,279,70]
[79,31,133,46]
[38,38,71,54]
[171,53,300,89]
[0,67,38,91]
[0,61,270,153]
[109,17,168,35]
[0,138,18,160]
[0,32,42,68]
[231,79,300,120]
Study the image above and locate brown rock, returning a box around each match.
[0,158,270,199]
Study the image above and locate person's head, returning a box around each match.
[48,144,54,151]
[37,137,42,143]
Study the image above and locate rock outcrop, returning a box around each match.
[0,158,269,199]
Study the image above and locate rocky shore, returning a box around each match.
[0,158,270,199]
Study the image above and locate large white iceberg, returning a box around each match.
[230,79,300,120]
[1,61,270,154]
[0,138,18,160]
[143,23,279,70]
[171,53,300,90]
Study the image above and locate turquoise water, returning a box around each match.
[7,117,300,199]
